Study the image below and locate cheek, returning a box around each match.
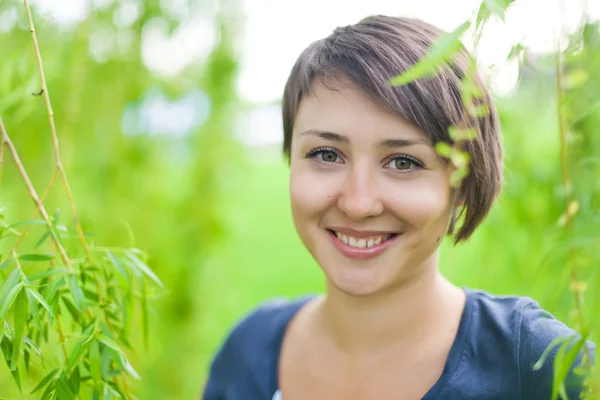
[385,177,451,232]
[289,165,336,220]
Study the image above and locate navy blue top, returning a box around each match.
[203,288,595,399]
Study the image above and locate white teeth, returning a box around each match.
[333,231,390,249]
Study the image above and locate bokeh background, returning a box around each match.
[1,0,599,398]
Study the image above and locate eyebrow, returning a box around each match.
[299,129,430,148]
[299,129,350,143]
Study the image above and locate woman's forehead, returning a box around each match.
[294,79,432,144]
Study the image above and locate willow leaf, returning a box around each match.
[389,21,471,86]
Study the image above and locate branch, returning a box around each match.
[22,4,134,396]
[23,0,93,264]
[0,118,73,273]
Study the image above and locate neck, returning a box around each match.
[318,258,465,356]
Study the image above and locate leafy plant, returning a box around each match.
[0,1,162,398]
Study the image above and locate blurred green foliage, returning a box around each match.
[0,0,598,398]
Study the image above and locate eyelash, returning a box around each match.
[304,147,425,171]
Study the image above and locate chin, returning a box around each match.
[325,264,389,297]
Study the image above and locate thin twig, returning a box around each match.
[555,42,593,370]
[23,0,93,264]
[0,119,73,273]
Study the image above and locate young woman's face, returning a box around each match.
[289,79,454,297]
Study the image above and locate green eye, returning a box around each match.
[384,155,423,171]
[320,151,339,163]
[394,158,414,170]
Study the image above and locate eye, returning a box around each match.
[383,155,423,171]
[305,147,344,164]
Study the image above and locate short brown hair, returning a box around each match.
[281,15,503,243]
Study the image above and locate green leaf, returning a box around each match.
[0,267,21,306]
[389,20,471,86]
[56,377,75,400]
[89,340,102,385]
[67,274,85,312]
[533,335,572,371]
[553,334,589,399]
[83,288,99,302]
[27,288,55,322]
[65,323,96,373]
[62,297,81,324]
[49,224,65,250]
[475,2,491,32]
[470,104,490,118]
[1,336,21,392]
[23,348,30,373]
[69,366,81,395]
[483,0,506,20]
[141,277,149,350]
[34,232,51,249]
[450,166,470,188]
[30,368,59,394]
[11,366,21,393]
[52,209,61,225]
[45,276,66,311]
[22,337,42,357]
[27,288,43,336]
[40,380,55,400]
[106,251,130,285]
[449,127,478,141]
[435,142,453,158]
[0,258,13,272]
[0,282,24,321]
[450,150,471,169]
[125,250,163,288]
[10,289,28,370]
[6,220,47,229]
[507,43,525,60]
[98,335,125,360]
[101,342,111,380]
[551,336,573,400]
[28,268,68,282]
[19,254,54,262]
[123,355,140,380]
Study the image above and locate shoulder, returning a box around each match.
[517,298,594,398]
[203,296,314,399]
[466,289,594,399]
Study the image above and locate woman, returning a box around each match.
[203,15,594,400]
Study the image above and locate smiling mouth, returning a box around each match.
[326,229,398,249]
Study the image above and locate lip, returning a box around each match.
[327,230,399,260]
[327,226,398,238]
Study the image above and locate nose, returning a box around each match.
[337,164,384,221]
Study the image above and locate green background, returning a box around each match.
[0,0,599,398]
